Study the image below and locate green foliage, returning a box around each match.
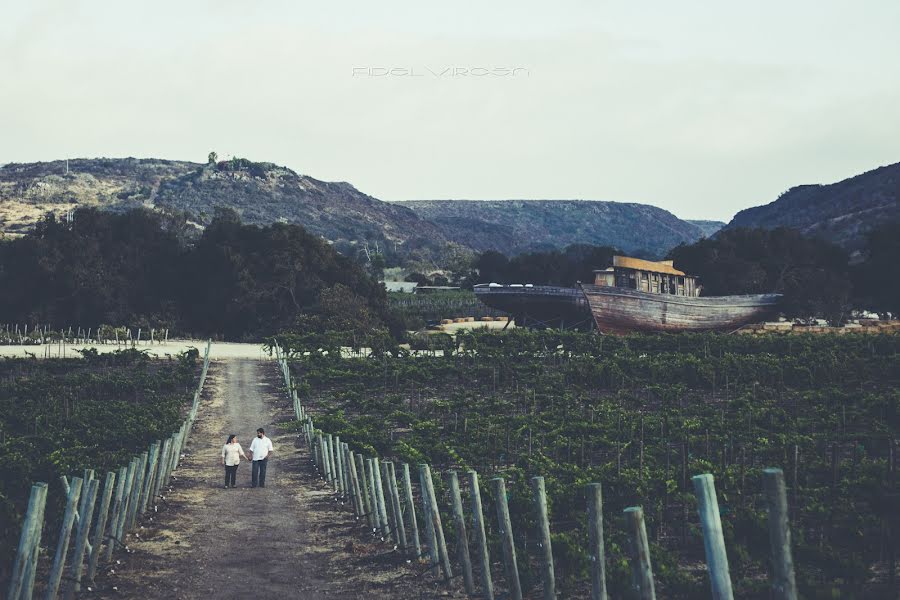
[0,350,198,579]
[0,208,391,341]
[291,329,900,598]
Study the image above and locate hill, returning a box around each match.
[396,199,711,257]
[725,162,900,254]
[0,158,451,260]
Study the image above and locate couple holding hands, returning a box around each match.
[221,428,274,488]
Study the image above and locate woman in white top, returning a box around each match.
[221,434,248,488]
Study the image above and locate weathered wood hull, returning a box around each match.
[579,284,781,333]
[473,285,592,329]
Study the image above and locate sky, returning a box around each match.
[2,1,900,221]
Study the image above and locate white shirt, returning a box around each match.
[249,435,274,461]
[222,442,247,466]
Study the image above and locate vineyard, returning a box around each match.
[283,330,900,598]
[0,348,201,583]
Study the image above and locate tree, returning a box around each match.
[208,151,218,165]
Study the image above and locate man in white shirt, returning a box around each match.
[249,427,274,488]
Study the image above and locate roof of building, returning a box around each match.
[593,255,687,276]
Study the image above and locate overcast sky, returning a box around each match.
[3,1,899,221]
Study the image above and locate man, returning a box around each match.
[248,427,274,488]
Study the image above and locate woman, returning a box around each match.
[221,434,248,488]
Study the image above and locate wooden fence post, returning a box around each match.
[126,452,148,530]
[692,474,734,600]
[65,478,99,599]
[366,458,381,533]
[448,471,475,595]
[45,477,83,600]
[402,463,422,559]
[587,483,608,600]
[87,471,117,581]
[347,449,363,518]
[140,442,160,514]
[358,454,375,529]
[105,466,129,562]
[154,439,171,499]
[7,482,48,600]
[492,477,522,600]
[374,460,391,540]
[762,468,798,600]
[420,464,453,582]
[334,436,345,497]
[532,476,556,600]
[387,462,408,551]
[624,506,656,600]
[468,471,494,600]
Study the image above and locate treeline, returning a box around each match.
[471,225,900,323]
[0,208,395,340]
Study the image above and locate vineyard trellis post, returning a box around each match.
[492,476,522,600]
[44,476,83,600]
[105,466,128,562]
[387,462,408,551]
[6,483,48,600]
[402,463,422,558]
[763,468,798,600]
[448,470,476,595]
[692,473,734,600]
[624,506,656,600]
[421,463,453,582]
[65,477,99,599]
[532,476,556,600]
[468,470,495,600]
[587,483,608,600]
[87,471,117,582]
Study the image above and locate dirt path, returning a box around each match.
[93,359,460,599]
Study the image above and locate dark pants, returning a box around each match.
[224,465,238,487]
[251,458,268,487]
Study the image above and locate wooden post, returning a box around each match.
[532,476,556,600]
[358,454,375,528]
[762,468,798,600]
[66,477,99,599]
[325,434,335,489]
[468,471,494,599]
[141,442,160,513]
[154,438,171,500]
[116,459,138,539]
[448,471,475,595]
[387,462,408,551]
[692,474,734,600]
[374,460,391,539]
[126,452,148,530]
[421,467,438,565]
[402,463,422,559]
[334,436,345,497]
[45,477,83,600]
[381,461,400,543]
[492,477,522,600]
[420,464,453,581]
[587,483,608,600]
[347,449,361,518]
[7,482,48,600]
[87,471,116,581]
[105,466,129,561]
[624,506,656,600]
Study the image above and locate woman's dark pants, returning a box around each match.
[225,465,238,487]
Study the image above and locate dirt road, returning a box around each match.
[93,359,459,599]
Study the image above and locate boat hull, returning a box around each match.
[473,285,592,329]
[579,284,781,333]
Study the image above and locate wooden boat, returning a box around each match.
[580,256,781,333]
[472,284,592,330]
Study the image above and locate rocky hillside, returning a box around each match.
[687,219,726,237]
[725,162,900,254]
[0,158,450,258]
[396,200,712,257]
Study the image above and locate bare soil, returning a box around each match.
[91,359,465,600]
